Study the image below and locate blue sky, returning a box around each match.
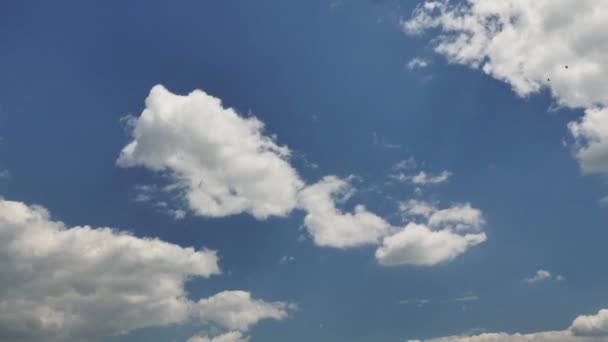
[1,1,608,342]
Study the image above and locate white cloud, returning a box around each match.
[297,176,392,248]
[571,309,608,337]
[379,201,487,266]
[523,269,565,284]
[390,162,452,185]
[407,57,430,70]
[407,308,608,342]
[0,198,220,341]
[376,223,486,266]
[117,85,304,220]
[194,291,294,332]
[427,203,485,232]
[411,171,452,185]
[569,107,608,174]
[188,332,249,342]
[404,0,608,175]
[399,200,437,218]
[524,270,551,283]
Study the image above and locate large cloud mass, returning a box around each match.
[0,198,293,341]
[0,198,219,341]
[405,0,608,174]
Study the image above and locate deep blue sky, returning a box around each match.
[1,1,607,341]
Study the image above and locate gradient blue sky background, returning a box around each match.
[1,1,607,341]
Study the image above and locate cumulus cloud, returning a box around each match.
[569,107,608,174]
[377,201,486,266]
[118,84,304,220]
[297,176,392,248]
[571,309,608,337]
[0,198,220,341]
[188,332,249,342]
[404,0,608,175]
[194,291,293,332]
[376,223,486,266]
[407,308,608,342]
[0,198,295,341]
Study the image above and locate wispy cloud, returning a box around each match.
[406,57,430,70]
[524,269,565,284]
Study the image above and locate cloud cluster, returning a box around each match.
[119,85,487,265]
[0,198,291,341]
[407,308,608,342]
[404,0,608,175]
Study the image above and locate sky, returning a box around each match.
[1,1,608,341]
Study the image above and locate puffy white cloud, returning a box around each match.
[188,332,249,342]
[404,0,608,175]
[569,107,608,174]
[407,308,608,341]
[570,309,608,337]
[376,223,486,266]
[297,176,392,248]
[427,203,484,232]
[378,201,486,266]
[404,0,608,108]
[0,198,220,341]
[407,57,430,70]
[194,291,294,332]
[118,85,304,220]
